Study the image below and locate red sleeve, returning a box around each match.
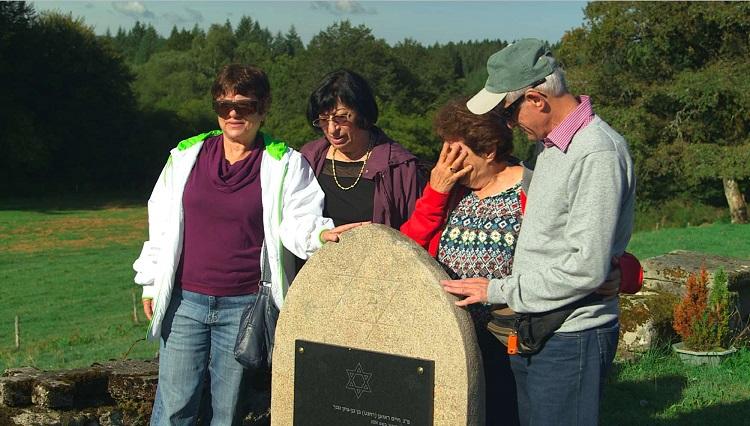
[400,183,452,255]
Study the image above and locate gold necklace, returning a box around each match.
[331,143,373,190]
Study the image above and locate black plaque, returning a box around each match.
[294,339,434,426]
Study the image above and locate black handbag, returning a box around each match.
[234,244,279,370]
[488,293,603,356]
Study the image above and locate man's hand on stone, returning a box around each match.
[441,277,489,306]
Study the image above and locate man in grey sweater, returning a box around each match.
[442,39,636,425]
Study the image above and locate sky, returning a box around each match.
[31,1,589,45]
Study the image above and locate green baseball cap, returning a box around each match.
[467,38,556,114]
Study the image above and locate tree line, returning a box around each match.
[0,2,747,224]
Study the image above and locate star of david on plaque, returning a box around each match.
[345,362,372,399]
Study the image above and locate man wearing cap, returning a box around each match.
[442,39,636,425]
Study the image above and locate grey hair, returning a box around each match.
[505,66,568,105]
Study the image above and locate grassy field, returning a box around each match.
[1,200,750,424]
[626,221,750,260]
[0,201,158,369]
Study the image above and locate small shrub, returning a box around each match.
[710,269,732,346]
[673,266,734,351]
[673,267,709,346]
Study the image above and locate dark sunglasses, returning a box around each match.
[212,100,259,118]
[500,78,547,120]
[501,95,526,121]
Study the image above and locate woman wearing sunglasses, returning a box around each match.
[300,69,424,229]
[133,64,359,425]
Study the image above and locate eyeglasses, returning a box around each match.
[312,113,352,128]
[212,100,259,118]
[500,78,547,121]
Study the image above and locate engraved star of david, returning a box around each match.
[345,362,372,399]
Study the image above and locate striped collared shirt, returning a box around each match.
[543,95,594,152]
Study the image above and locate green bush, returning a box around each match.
[710,269,733,348]
[634,199,728,232]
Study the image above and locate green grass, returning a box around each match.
[626,222,750,260]
[603,346,750,425]
[2,199,750,424]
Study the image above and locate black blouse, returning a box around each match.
[317,159,376,226]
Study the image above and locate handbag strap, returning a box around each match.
[260,242,272,285]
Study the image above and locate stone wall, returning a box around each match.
[0,360,157,426]
[618,250,750,356]
[642,250,750,318]
[0,360,270,426]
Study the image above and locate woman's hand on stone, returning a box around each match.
[142,298,154,320]
[321,221,370,243]
[441,277,489,306]
[429,142,472,193]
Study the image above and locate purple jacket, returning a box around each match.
[300,127,424,229]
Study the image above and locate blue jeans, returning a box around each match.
[509,319,619,426]
[150,288,258,426]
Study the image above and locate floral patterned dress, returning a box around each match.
[437,182,523,328]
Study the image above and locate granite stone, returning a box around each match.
[272,224,484,426]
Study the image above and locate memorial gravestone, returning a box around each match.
[272,224,484,426]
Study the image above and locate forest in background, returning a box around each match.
[1,2,748,227]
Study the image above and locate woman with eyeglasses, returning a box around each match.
[133,64,360,425]
[300,69,424,229]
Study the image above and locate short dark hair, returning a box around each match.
[307,69,378,130]
[211,64,271,114]
[433,97,513,162]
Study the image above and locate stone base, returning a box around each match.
[619,289,679,357]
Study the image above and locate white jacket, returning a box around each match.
[133,130,333,340]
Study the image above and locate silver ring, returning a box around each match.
[449,167,457,173]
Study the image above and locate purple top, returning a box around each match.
[300,127,424,229]
[178,135,264,296]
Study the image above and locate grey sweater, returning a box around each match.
[488,116,636,332]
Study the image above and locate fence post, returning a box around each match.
[15,315,20,349]
[132,290,139,324]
